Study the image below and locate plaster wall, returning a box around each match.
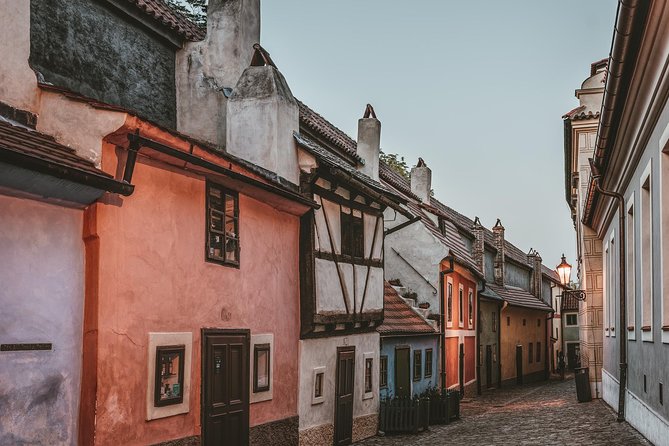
[0,0,38,112]
[379,335,439,398]
[479,300,501,388]
[500,306,547,382]
[0,194,84,446]
[563,314,580,342]
[298,333,379,431]
[484,249,495,282]
[505,261,531,290]
[90,145,300,445]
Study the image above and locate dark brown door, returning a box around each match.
[516,345,523,385]
[202,329,250,446]
[567,343,580,370]
[394,347,410,398]
[335,347,355,446]
[458,343,465,395]
[485,345,493,388]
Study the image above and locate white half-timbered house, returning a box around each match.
[294,103,407,445]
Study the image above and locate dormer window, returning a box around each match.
[341,210,364,259]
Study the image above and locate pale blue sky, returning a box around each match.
[261,1,617,273]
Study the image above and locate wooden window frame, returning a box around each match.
[424,349,433,378]
[468,289,474,328]
[206,182,240,267]
[154,345,186,407]
[380,356,388,388]
[340,210,365,260]
[253,343,271,393]
[413,350,422,381]
[565,314,578,326]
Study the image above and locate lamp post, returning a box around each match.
[556,254,587,301]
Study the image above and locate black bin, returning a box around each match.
[574,367,592,402]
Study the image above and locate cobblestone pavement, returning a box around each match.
[359,377,651,445]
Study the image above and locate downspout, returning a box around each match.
[590,158,627,422]
[476,280,485,395]
[439,254,455,390]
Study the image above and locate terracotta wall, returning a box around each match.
[87,144,300,445]
[445,337,459,388]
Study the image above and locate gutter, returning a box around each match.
[583,0,649,225]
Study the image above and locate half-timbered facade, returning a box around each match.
[294,103,406,445]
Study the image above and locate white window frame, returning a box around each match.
[458,284,464,328]
[610,231,616,338]
[604,240,610,337]
[468,289,474,329]
[312,366,326,405]
[640,160,653,342]
[363,352,374,400]
[626,195,636,341]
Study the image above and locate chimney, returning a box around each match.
[226,44,299,183]
[356,104,380,181]
[176,0,260,146]
[527,249,543,299]
[410,158,431,204]
[492,219,505,286]
[471,217,485,274]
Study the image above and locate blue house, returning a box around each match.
[378,282,440,398]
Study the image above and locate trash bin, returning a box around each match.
[574,367,592,402]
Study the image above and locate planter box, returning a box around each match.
[379,397,430,434]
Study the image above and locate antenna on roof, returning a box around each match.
[363,103,377,119]
[250,43,277,69]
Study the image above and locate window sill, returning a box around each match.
[641,326,652,332]
[362,392,374,400]
[627,326,635,331]
[205,257,240,269]
[662,325,669,332]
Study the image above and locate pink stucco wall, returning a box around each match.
[90,143,300,445]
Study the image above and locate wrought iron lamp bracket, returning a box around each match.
[560,289,587,301]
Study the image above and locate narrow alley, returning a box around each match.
[360,378,649,446]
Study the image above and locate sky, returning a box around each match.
[260,1,617,275]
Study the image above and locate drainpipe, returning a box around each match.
[589,158,627,422]
[476,281,483,395]
[439,254,455,391]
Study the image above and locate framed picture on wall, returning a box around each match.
[154,345,185,407]
[253,343,271,393]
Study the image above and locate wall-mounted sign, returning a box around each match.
[1,343,52,351]
[154,345,185,407]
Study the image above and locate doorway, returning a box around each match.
[201,329,250,446]
[566,342,580,370]
[335,346,355,446]
[394,346,410,398]
[515,345,523,385]
[485,345,493,388]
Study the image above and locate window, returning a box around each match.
[253,344,271,393]
[609,234,616,337]
[459,285,464,327]
[528,343,533,364]
[604,241,610,337]
[380,356,388,388]
[341,211,364,258]
[154,345,185,407]
[556,327,559,339]
[492,312,497,332]
[627,199,636,335]
[641,167,653,337]
[312,367,325,405]
[364,357,373,393]
[425,349,433,378]
[507,316,510,326]
[447,281,453,324]
[206,183,239,266]
[522,319,526,326]
[413,350,422,381]
[566,314,578,326]
[537,318,541,327]
[492,344,497,363]
[536,342,541,362]
[468,289,474,328]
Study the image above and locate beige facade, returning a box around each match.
[500,306,548,383]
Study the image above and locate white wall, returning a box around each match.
[0,194,84,445]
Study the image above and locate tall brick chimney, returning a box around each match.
[176,0,260,146]
[226,44,299,183]
[471,217,485,274]
[492,219,505,286]
[527,249,543,299]
[356,104,380,181]
[410,158,431,204]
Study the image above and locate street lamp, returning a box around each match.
[556,254,587,301]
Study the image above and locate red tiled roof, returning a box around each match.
[0,118,113,179]
[126,0,205,41]
[377,282,438,336]
[561,293,580,311]
[487,283,552,312]
[562,105,600,121]
[297,100,364,164]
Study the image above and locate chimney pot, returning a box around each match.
[356,104,380,181]
[410,158,432,204]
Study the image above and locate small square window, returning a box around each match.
[206,183,239,266]
[413,350,422,381]
[425,349,433,378]
[380,356,388,388]
[566,314,578,326]
[364,358,373,393]
[253,343,270,393]
[312,367,325,405]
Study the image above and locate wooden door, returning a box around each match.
[567,343,580,370]
[515,345,523,385]
[485,345,493,388]
[202,330,249,446]
[335,347,355,446]
[394,347,410,398]
[458,343,465,395]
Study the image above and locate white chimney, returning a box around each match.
[176,0,260,146]
[226,45,299,184]
[356,104,380,181]
[410,158,431,204]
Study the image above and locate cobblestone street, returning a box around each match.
[359,378,651,445]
